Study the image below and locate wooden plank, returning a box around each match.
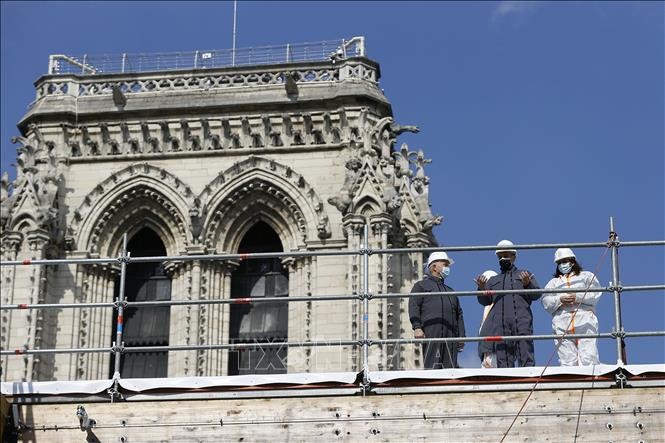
[12,387,664,442]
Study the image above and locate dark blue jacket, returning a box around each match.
[409,274,466,339]
[477,264,540,358]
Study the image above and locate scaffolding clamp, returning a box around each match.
[608,283,623,293]
[611,328,626,340]
[614,368,628,389]
[111,341,125,354]
[76,405,96,431]
[359,247,374,256]
[116,253,131,265]
[113,298,128,309]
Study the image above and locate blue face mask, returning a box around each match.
[441,266,451,278]
[558,262,573,274]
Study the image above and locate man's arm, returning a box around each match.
[408,282,424,333]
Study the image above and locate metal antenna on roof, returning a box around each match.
[232,0,238,66]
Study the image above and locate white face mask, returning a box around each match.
[558,262,573,274]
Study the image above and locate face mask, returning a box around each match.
[558,262,573,274]
[441,266,451,278]
[499,258,512,272]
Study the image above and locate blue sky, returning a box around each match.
[1,1,663,367]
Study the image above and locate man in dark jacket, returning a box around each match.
[409,251,466,369]
[476,240,541,367]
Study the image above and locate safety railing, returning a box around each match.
[47,37,366,75]
[1,217,664,398]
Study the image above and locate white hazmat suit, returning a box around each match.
[542,271,602,366]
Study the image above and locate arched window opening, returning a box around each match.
[228,221,289,375]
[110,227,171,378]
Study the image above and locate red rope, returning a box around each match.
[500,246,610,442]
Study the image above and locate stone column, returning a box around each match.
[219,260,238,375]
[369,214,391,371]
[342,214,365,371]
[25,229,50,381]
[0,231,23,382]
[284,256,311,372]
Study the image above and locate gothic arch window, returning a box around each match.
[228,221,288,375]
[110,227,171,378]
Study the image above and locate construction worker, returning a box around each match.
[477,270,498,368]
[542,248,602,366]
[409,251,466,369]
[476,240,541,367]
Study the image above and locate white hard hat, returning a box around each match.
[481,270,498,280]
[554,248,576,263]
[427,251,454,268]
[495,239,517,255]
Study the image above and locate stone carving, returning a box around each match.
[327,157,362,214]
[0,172,14,229]
[201,119,221,150]
[263,115,282,147]
[412,149,431,186]
[323,112,341,144]
[100,123,120,155]
[120,123,140,154]
[392,143,415,178]
[3,131,61,232]
[241,117,263,148]
[222,119,241,149]
[80,126,100,156]
[160,121,180,152]
[141,122,160,153]
[181,120,201,151]
[328,120,440,239]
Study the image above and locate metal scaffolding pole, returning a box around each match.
[2,240,663,268]
[5,331,663,357]
[111,234,129,400]
[609,217,626,364]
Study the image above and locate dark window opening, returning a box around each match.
[110,227,171,378]
[228,222,289,375]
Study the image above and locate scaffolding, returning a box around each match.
[1,217,664,400]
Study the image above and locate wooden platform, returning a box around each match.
[5,385,663,442]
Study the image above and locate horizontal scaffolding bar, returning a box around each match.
[2,285,663,311]
[3,331,662,357]
[2,240,663,267]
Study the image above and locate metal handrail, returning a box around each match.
[4,332,663,356]
[3,240,663,267]
[6,285,665,311]
[47,37,367,75]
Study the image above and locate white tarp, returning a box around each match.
[118,371,359,392]
[1,379,113,396]
[3,364,663,396]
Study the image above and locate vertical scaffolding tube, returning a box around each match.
[112,234,129,384]
[362,224,370,392]
[609,217,626,365]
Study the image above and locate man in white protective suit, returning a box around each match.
[542,248,602,366]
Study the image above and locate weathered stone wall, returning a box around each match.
[1,57,440,381]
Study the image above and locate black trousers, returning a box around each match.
[422,342,458,369]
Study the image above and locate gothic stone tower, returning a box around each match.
[0,41,441,381]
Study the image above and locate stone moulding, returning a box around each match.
[70,157,331,254]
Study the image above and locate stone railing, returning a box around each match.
[34,58,379,101]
